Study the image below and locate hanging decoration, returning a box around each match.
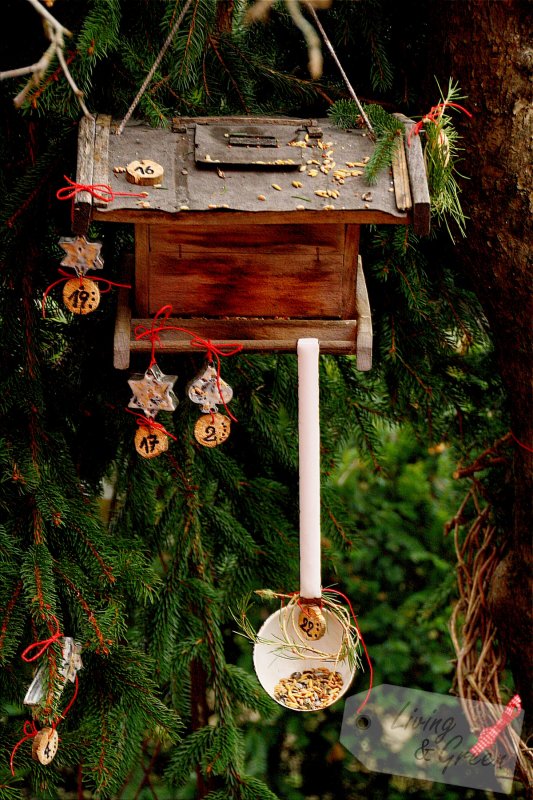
[10,617,81,774]
[187,361,235,448]
[236,339,372,713]
[129,305,242,454]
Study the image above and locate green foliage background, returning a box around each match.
[0,2,521,799]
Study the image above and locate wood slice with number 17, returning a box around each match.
[134,426,169,458]
[194,413,231,447]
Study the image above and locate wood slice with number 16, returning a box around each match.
[125,159,164,186]
[63,277,100,314]
[32,727,59,765]
[194,413,231,447]
[134,426,169,458]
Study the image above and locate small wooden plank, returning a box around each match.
[114,287,133,370]
[392,137,412,212]
[134,225,150,315]
[72,115,96,235]
[148,222,345,254]
[342,224,359,319]
[394,113,431,236]
[172,116,318,129]
[127,317,358,357]
[92,208,410,227]
[147,252,345,317]
[92,114,112,207]
[355,256,372,371]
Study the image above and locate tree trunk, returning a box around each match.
[430,0,533,718]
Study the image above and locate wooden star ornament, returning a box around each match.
[128,364,178,419]
[59,235,104,275]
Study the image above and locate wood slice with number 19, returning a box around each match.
[32,727,59,765]
[125,159,164,186]
[298,605,327,641]
[134,426,169,458]
[63,277,100,314]
[194,413,231,447]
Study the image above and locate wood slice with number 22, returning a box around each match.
[32,727,59,765]
[298,606,327,640]
[134,426,169,458]
[63,277,100,314]
[194,413,231,447]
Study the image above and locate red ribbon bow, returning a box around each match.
[407,102,472,147]
[469,694,522,756]
[56,175,148,204]
[133,305,242,423]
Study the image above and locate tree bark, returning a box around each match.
[429,0,533,718]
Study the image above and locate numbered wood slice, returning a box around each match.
[194,413,231,448]
[125,159,164,186]
[32,727,59,765]
[134,426,169,459]
[63,277,100,314]
[298,606,327,641]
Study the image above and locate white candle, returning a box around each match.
[297,338,322,600]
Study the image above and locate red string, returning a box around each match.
[21,616,62,662]
[510,430,533,454]
[125,408,178,440]
[10,720,38,775]
[470,694,521,756]
[323,588,373,714]
[56,175,149,204]
[134,305,243,422]
[42,270,132,318]
[407,101,472,146]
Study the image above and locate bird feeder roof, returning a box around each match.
[73,114,430,235]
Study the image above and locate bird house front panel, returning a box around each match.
[136,222,356,318]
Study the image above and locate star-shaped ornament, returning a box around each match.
[59,235,104,275]
[128,364,178,419]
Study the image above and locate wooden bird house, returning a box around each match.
[73,114,430,370]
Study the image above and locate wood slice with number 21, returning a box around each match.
[32,727,59,765]
[134,426,169,458]
[63,277,100,314]
[194,413,231,447]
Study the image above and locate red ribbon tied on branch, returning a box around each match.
[10,616,80,775]
[407,102,472,147]
[21,615,62,662]
[469,694,522,756]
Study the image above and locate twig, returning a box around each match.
[0,0,92,118]
[115,0,194,135]
[304,1,375,138]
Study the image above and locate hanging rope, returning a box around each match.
[115,0,194,135]
[305,2,375,138]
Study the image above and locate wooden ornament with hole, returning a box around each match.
[63,277,100,314]
[32,727,59,765]
[194,413,231,447]
[298,605,327,640]
[134,426,169,458]
[125,159,164,186]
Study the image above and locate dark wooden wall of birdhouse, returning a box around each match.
[134,220,360,319]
